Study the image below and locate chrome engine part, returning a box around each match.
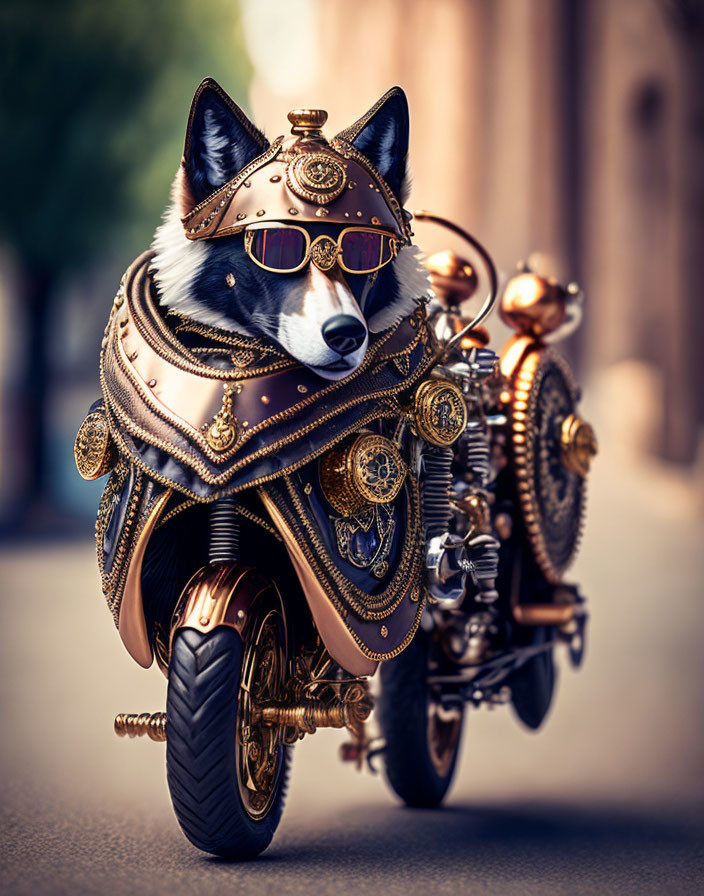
[466,533,500,602]
[440,610,499,666]
[420,345,501,608]
[422,444,468,608]
[459,421,491,486]
[420,446,454,538]
[424,532,471,609]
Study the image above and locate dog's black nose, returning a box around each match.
[322,315,367,356]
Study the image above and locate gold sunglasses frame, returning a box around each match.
[243,223,402,275]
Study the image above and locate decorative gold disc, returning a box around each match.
[74,408,116,480]
[205,417,237,452]
[286,152,347,205]
[560,413,598,478]
[414,379,468,446]
[320,434,406,516]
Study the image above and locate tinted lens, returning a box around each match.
[340,230,394,272]
[250,228,306,271]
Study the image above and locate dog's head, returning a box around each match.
[151,80,430,380]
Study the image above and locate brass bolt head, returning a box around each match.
[560,413,598,477]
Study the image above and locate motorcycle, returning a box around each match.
[75,93,596,861]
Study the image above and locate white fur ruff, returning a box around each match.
[367,244,431,332]
[151,171,431,340]
[150,174,250,333]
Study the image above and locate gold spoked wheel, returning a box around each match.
[237,609,287,820]
[427,701,463,778]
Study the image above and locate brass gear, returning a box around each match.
[509,348,593,583]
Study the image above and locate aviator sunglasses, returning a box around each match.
[243,222,403,275]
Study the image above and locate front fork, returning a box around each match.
[207,496,240,565]
[114,497,375,749]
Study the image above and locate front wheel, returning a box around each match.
[166,608,290,860]
[378,630,464,807]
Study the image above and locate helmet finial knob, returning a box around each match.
[288,109,328,137]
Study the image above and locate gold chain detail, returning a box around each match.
[95,461,147,624]
[204,385,238,452]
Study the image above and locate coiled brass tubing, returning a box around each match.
[114,712,167,742]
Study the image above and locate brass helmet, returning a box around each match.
[180,80,411,243]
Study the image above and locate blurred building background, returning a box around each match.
[0,0,702,535]
[1,3,703,891]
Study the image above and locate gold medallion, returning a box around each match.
[286,152,347,205]
[413,379,467,446]
[320,433,406,516]
[74,408,117,480]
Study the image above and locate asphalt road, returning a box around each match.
[2,389,703,894]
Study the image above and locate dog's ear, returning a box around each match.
[335,87,410,200]
[183,78,269,203]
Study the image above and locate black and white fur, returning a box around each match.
[150,80,430,380]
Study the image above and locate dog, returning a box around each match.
[149,82,430,380]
